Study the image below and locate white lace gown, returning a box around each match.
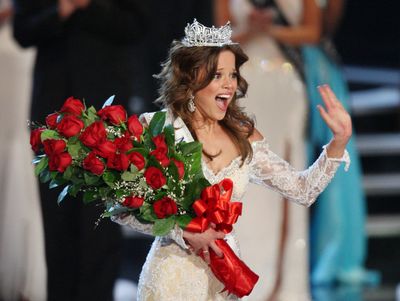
[115,114,349,301]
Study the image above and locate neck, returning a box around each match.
[191,113,221,136]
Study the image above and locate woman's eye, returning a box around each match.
[231,72,238,79]
[213,73,221,79]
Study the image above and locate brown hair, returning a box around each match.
[155,41,255,163]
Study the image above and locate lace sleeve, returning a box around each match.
[111,214,189,250]
[249,139,350,207]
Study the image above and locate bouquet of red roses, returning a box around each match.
[30,96,258,297]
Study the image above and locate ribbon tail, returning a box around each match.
[208,240,259,298]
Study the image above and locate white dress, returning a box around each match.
[229,0,309,299]
[0,23,47,301]
[115,113,349,301]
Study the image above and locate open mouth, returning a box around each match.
[215,94,231,111]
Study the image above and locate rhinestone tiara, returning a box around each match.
[182,19,237,47]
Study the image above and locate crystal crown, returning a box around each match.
[182,19,237,47]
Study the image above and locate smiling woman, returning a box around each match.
[113,19,353,301]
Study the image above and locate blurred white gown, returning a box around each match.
[0,23,47,301]
[230,0,310,300]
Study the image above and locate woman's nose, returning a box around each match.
[222,77,233,89]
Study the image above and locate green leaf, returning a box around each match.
[121,170,139,182]
[57,185,70,204]
[99,186,112,198]
[163,124,175,147]
[83,190,99,204]
[102,171,118,188]
[126,147,149,157]
[34,157,48,176]
[67,140,83,159]
[49,176,69,189]
[176,214,193,229]
[41,129,61,141]
[69,183,83,197]
[153,190,167,201]
[115,189,127,199]
[179,141,202,156]
[68,136,79,144]
[63,165,73,180]
[181,177,210,210]
[153,216,175,236]
[84,106,98,126]
[84,171,101,185]
[188,151,202,175]
[149,111,166,137]
[139,202,157,222]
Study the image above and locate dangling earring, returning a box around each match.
[188,95,196,113]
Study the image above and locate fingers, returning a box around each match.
[318,84,343,111]
[201,248,211,264]
[317,105,330,123]
[210,241,224,258]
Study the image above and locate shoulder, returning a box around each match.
[248,128,264,143]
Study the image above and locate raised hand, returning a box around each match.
[317,84,352,157]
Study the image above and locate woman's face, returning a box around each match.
[193,50,238,122]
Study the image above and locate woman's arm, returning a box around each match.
[249,85,351,206]
[324,0,345,36]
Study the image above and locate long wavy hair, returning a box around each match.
[155,41,255,163]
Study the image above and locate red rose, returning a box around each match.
[171,158,185,179]
[57,115,84,138]
[45,113,59,129]
[128,151,145,171]
[106,153,130,171]
[115,135,133,153]
[153,197,178,219]
[79,121,107,148]
[152,134,168,151]
[94,140,117,158]
[43,139,66,156]
[97,105,127,125]
[30,128,44,152]
[144,166,166,190]
[60,97,85,116]
[83,152,105,175]
[48,152,72,172]
[150,148,170,167]
[123,196,144,209]
[127,115,143,140]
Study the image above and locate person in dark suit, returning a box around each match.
[12,1,148,300]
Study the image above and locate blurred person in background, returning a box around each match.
[251,0,376,288]
[0,0,46,300]
[128,0,213,114]
[12,0,148,300]
[215,0,309,300]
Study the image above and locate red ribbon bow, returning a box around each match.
[186,178,259,298]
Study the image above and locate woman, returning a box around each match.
[114,20,351,301]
